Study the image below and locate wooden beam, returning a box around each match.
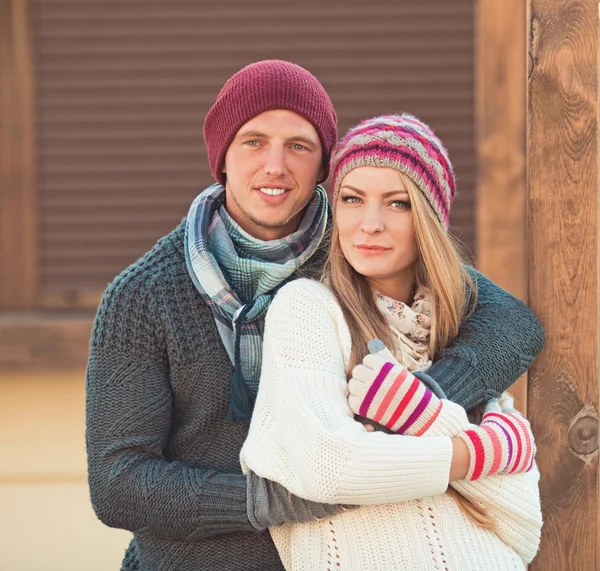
[476,0,527,300]
[475,0,528,412]
[0,0,38,309]
[527,1,598,569]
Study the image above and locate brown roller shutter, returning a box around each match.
[34,0,475,308]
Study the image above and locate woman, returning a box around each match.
[241,115,542,570]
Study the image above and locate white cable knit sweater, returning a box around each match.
[240,279,543,571]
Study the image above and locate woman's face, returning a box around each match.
[336,166,418,297]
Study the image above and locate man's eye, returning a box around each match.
[244,140,260,146]
[291,144,307,151]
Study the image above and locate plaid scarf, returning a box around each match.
[185,183,329,421]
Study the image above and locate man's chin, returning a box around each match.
[251,216,293,231]
[248,207,300,231]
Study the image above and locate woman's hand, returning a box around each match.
[457,397,536,481]
[348,347,470,437]
[348,353,439,434]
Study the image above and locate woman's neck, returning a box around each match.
[368,275,415,305]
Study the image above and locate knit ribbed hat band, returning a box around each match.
[203,60,338,185]
[331,114,456,230]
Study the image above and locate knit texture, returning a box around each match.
[203,60,337,184]
[241,278,543,570]
[184,183,328,421]
[362,341,472,438]
[415,266,545,410]
[350,355,445,435]
[247,471,349,531]
[87,222,543,570]
[332,114,455,229]
[86,222,283,571]
[460,402,536,481]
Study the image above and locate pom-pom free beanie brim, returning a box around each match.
[204,60,338,185]
[331,114,456,230]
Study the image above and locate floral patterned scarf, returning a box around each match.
[374,289,433,372]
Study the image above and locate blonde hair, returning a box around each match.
[325,171,494,531]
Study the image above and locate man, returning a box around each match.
[86,60,544,571]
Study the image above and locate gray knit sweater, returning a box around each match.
[86,221,544,571]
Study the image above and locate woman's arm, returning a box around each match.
[348,366,541,562]
[415,266,545,410]
[452,467,543,564]
[450,395,543,563]
[241,279,465,506]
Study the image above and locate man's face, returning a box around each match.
[222,109,323,241]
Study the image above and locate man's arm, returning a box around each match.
[86,271,255,541]
[86,267,344,540]
[414,266,545,411]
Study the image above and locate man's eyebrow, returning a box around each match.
[236,129,268,139]
[341,184,409,198]
[235,130,319,147]
[289,136,319,147]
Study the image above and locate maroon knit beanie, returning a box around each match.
[203,60,338,185]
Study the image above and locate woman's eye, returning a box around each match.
[390,200,411,209]
[340,195,361,204]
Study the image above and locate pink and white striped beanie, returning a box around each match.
[331,114,456,230]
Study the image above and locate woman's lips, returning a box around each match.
[355,245,391,256]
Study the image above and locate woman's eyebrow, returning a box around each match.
[341,184,409,198]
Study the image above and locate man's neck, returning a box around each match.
[223,202,304,242]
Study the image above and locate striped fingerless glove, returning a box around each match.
[458,398,536,481]
[348,352,469,436]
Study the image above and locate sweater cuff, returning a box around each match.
[198,472,256,535]
[413,370,447,400]
[423,400,470,437]
[425,355,494,411]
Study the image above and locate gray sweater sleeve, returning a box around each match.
[86,269,254,541]
[414,266,545,411]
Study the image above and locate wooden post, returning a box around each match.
[527,1,598,569]
[475,0,528,411]
[0,0,38,309]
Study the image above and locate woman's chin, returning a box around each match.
[351,265,391,281]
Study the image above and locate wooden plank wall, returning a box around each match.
[0,0,38,310]
[476,0,528,411]
[528,0,599,569]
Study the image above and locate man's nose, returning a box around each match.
[263,145,286,177]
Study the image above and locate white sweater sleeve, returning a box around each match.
[451,462,543,563]
[241,279,453,505]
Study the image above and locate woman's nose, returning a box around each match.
[360,208,384,234]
